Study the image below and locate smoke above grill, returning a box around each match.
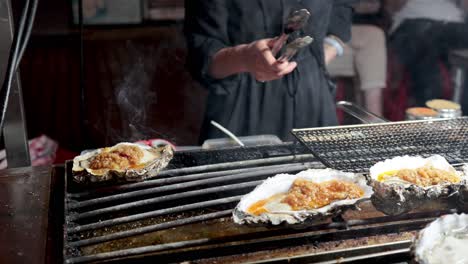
[115,43,156,140]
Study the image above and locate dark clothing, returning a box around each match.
[390,18,468,106]
[184,0,355,143]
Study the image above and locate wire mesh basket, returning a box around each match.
[292,118,468,172]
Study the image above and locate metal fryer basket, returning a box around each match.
[292,117,468,172]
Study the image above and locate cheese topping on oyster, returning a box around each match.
[233,169,373,225]
[378,166,461,187]
[89,145,146,172]
[370,155,464,188]
[72,142,173,183]
[247,179,364,215]
[369,155,468,216]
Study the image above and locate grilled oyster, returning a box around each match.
[72,142,173,183]
[233,169,373,225]
[413,213,468,264]
[369,155,467,215]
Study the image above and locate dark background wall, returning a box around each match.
[16,0,207,151]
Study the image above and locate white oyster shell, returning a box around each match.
[413,213,468,264]
[232,169,373,225]
[72,142,173,183]
[369,155,468,215]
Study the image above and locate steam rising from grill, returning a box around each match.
[115,43,158,142]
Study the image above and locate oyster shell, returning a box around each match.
[460,185,468,208]
[369,155,468,215]
[413,213,468,264]
[72,142,173,183]
[232,169,373,225]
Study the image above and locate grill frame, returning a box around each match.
[62,130,468,264]
[292,117,468,172]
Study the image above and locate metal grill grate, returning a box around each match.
[62,143,466,263]
[292,118,468,172]
[63,144,326,263]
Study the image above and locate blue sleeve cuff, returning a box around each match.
[324,37,345,56]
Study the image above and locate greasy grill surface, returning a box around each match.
[63,142,466,264]
[292,118,468,172]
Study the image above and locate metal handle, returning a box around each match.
[210,120,245,147]
[277,36,313,63]
[271,9,311,56]
[271,34,289,56]
[336,101,388,124]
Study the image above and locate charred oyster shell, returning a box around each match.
[412,213,468,264]
[232,169,373,225]
[369,155,468,216]
[72,143,173,183]
[460,185,468,208]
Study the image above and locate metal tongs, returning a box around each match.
[271,9,311,56]
[277,36,314,63]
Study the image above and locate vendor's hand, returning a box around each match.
[242,38,297,82]
[324,43,338,65]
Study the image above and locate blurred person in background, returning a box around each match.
[388,0,468,106]
[327,0,387,116]
[184,1,356,143]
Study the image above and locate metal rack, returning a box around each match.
[292,117,468,172]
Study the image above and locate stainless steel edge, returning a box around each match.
[0,0,31,168]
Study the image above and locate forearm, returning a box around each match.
[209,45,249,79]
[324,44,338,65]
[208,38,297,82]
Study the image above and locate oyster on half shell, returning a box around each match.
[369,155,468,216]
[413,213,468,264]
[72,142,173,183]
[233,169,373,225]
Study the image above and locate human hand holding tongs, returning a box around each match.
[272,9,314,63]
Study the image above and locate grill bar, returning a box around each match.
[326,248,410,264]
[259,240,412,264]
[69,164,308,221]
[68,195,242,233]
[69,163,313,209]
[68,210,233,247]
[65,238,213,264]
[66,214,438,264]
[156,154,314,176]
[69,181,262,233]
[68,163,305,199]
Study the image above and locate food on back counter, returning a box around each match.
[405,107,438,120]
[233,169,373,225]
[426,99,461,111]
[412,214,468,264]
[72,142,173,183]
[369,155,468,216]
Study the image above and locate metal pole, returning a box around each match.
[0,0,31,168]
[78,0,89,149]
